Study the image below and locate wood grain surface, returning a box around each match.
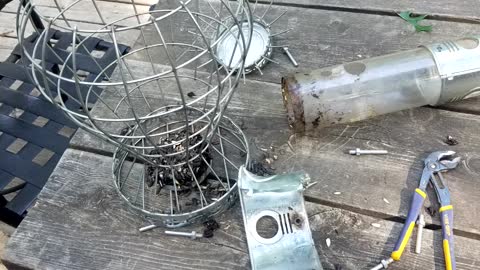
[69,59,480,237]
[2,0,153,27]
[266,0,480,21]
[3,149,480,270]
[4,1,480,269]
[0,37,17,61]
[134,2,480,85]
[131,1,480,114]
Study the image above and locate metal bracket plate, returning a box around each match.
[238,166,323,270]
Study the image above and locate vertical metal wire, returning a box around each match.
[17,0,253,227]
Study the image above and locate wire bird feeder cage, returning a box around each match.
[17,0,253,227]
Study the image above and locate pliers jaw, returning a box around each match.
[425,151,461,172]
[421,151,461,205]
[439,156,461,171]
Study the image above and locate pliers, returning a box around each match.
[391,151,461,270]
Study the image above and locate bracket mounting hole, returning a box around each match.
[256,215,279,239]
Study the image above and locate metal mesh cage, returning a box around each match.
[17,0,253,227]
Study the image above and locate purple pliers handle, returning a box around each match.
[390,151,460,270]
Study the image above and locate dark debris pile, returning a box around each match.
[444,135,459,146]
[203,219,220,238]
[145,131,212,194]
[248,144,281,176]
[249,160,274,176]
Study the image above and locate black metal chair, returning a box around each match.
[0,30,129,226]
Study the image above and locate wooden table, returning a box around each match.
[3,1,480,269]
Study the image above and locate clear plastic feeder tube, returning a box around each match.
[282,37,480,131]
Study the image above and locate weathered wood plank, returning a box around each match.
[0,37,17,62]
[436,98,480,115]
[273,107,480,237]
[134,2,480,113]
[0,11,141,48]
[320,117,473,236]
[139,2,480,84]
[3,149,480,269]
[268,0,480,21]
[0,12,16,39]
[3,0,152,27]
[102,0,157,5]
[0,0,160,53]
[68,59,480,237]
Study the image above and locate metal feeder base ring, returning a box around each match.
[112,114,249,228]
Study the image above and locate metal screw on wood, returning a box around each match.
[370,258,394,270]
[165,230,203,239]
[415,214,426,254]
[139,224,158,232]
[283,47,298,67]
[349,148,388,156]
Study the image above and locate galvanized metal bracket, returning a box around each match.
[237,166,323,270]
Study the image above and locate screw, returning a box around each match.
[139,224,158,232]
[304,181,318,190]
[415,214,425,254]
[370,258,394,270]
[282,47,298,67]
[349,148,388,156]
[165,230,203,240]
